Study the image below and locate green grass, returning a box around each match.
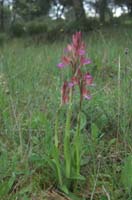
[0,25,132,200]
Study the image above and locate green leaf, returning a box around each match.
[107,138,116,148]
[8,174,16,191]
[100,195,107,200]
[68,192,86,200]
[70,174,85,181]
[81,157,90,166]
[91,123,99,141]
[22,195,29,200]
[80,112,87,130]
[60,185,69,194]
[64,94,72,178]
[29,153,42,162]
[19,185,32,195]
[52,146,63,186]
[0,175,16,197]
[121,155,132,192]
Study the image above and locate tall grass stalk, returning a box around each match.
[9,95,23,157]
[117,55,121,139]
[53,106,63,186]
[90,159,101,200]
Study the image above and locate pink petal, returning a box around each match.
[84,73,93,85]
[82,88,91,100]
[62,56,71,65]
[71,76,79,85]
[83,58,91,65]
[84,95,91,100]
[57,62,65,68]
[68,82,74,88]
[80,57,91,65]
[72,32,82,49]
[67,44,73,52]
[61,81,70,104]
[78,49,85,55]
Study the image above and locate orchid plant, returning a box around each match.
[53,32,93,193]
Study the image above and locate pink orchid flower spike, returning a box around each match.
[57,31,93,104]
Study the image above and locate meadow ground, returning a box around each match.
[0,24,132,200]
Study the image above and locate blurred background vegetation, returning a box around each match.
[0,0,132,41]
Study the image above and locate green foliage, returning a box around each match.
[0,33,7,46]
[65,18,99,33]
[7,17,101,41]
[52,92,86,193]
[10,20,48,38]
[10,22,25,37]
[46,19,65,42]
[13,0,52,19]
[46,27,61,42]
[121,155,132,192]
[91,123,99,141]
[26,21,48,36]
[64,93,72,179]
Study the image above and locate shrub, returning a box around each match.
[0,33,7,46]
[26,21,47,36]
[10,22,25,37]
[46,21,65,42]
[46,27,60,42]
[65,18,99,34]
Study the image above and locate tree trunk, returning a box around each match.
[130,2,132,16]
[0,0,4,31]
[72,0,86,21]
[99,0,107,23]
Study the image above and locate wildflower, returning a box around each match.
[57,62,65,68]
[57,31,93,104]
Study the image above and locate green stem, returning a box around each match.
[74,89,83,175]
[54,106,63,186]
[75,113,81,175]
[64,88,72,178]
[54,106,61,148]
[54,146,63,186]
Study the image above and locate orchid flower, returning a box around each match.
[57,32,93,104]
